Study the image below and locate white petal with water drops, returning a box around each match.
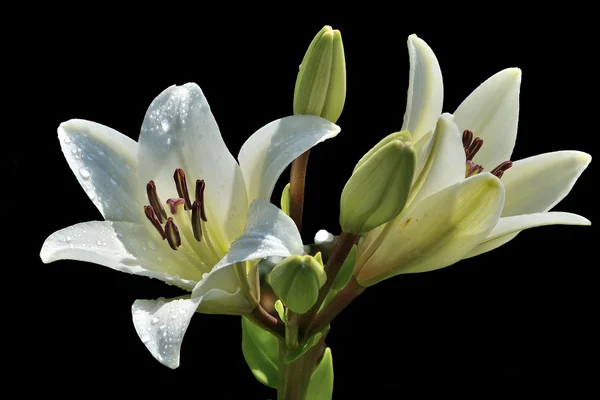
[132,296,201,369]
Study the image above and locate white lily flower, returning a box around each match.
[39,83,340,368]
[353,36,591,286]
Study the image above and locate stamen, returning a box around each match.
[195,179,207,222]
[465,160,484,177]
[165,217,181,250]
[144,206,166,239]
[174,169,193,210]
[166,198,186,214]
[146,180,167,222]
[462,130,474,150]
[490,161,513,179]
[466,137,484,161]
[192,201,203,242]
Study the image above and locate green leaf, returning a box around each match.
[274,300,287,324]
[241,317,279,388]
[284,325,330,364]
[281,183,291,216]
[332,244,357,291]
[306,347,334,400]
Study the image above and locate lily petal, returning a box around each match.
[215,200,304,269]
[191,264,255,315]
[408,114,465,206]
[58,119,141,222]
[464,212,591,258]
[132,296,200,369]
[501,151,592,217]
[40,221,202,288]
[355,173,504,286]
[238,115,340,203]
[453,68,521,168]
[401,35,444,143]
[137,83,248,246]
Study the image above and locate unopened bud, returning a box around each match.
[268,254,326,314]
[340,131,416,234]
[294,25,346,123]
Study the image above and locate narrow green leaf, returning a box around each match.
[306,347,334,400]
[332,244,357,291]
[241,317,279,388]
[274,300,287,324]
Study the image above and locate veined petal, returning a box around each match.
[401,35,444,143]
[238,115,340,203]
[40,221,202,289]
[137,83,248,248]
[408,114,465,206]
[58,119,141,222]
[355,173,504,286]
[132,296,200,369]
[453,68,521,168]
[463,212,590,259]
[215,200,304,269]
[191,263,255,315]
[501,151,592,217]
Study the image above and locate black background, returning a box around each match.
[11,7,596,398]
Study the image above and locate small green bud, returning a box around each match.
[340,131,416,234]
[268,253,326,314]
[294,25,346,123]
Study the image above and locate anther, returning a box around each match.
[165,217,181,250]
[195,179,207,222]
[146,180,167,222]
[166,198,186,214]
[490,161,513,179]
[192,201,203,242]
[465,160,484,177]
[173,169,193,210]
[144,206,166,240]
[466,137,484,161]
[462,130,474,150]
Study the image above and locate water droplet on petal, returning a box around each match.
[151,317,159,324]
[64,136,72,144]
[147,240,157,250]
[96,240,102,246]
[141,335,150,343]
[66,236,72,242]
[79,168,91,179]
[161,119,170,132]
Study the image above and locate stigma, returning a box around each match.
[462,130,512,179]
[143,169,207,251]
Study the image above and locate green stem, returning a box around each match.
[277,340,316,400]
[289,151,310,231]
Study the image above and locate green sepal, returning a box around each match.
[281,183,291,216]
[274,300,287,324]
[241,317,279,388]
[306,347,334,400]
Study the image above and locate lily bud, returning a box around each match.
[268,254,326,314]
[340,131,416,234]
[294,25,346,123]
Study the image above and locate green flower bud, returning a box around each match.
[294,25,346,123]
[340,131,416,234]
[268,254,326,314]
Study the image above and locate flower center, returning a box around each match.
[462,130,513,178]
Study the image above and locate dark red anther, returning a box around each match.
[191,201,203,242]
[490,161,513,179]
[195,180,207,222]
[462,130,474,150]
[144,206,166,240]
[466,160,484,177]
[466,137,484,161]
[165,217,181,250]
[173,169,192,210]
[146,181,167,222]
[166,198,185,214]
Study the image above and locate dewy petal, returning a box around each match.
[408,114,465,206]
[453,68,521,168]
[401,35,444,144]
[191,264,254,315]
[214,200,304,270]
[238,115,340,203]
[40,221,202,289]
[58,119,141,222]
[355,173,504,286]
[132,295,200,369]
[463,212,590,258]
[501,151,592,217]
[137,83,248,247]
